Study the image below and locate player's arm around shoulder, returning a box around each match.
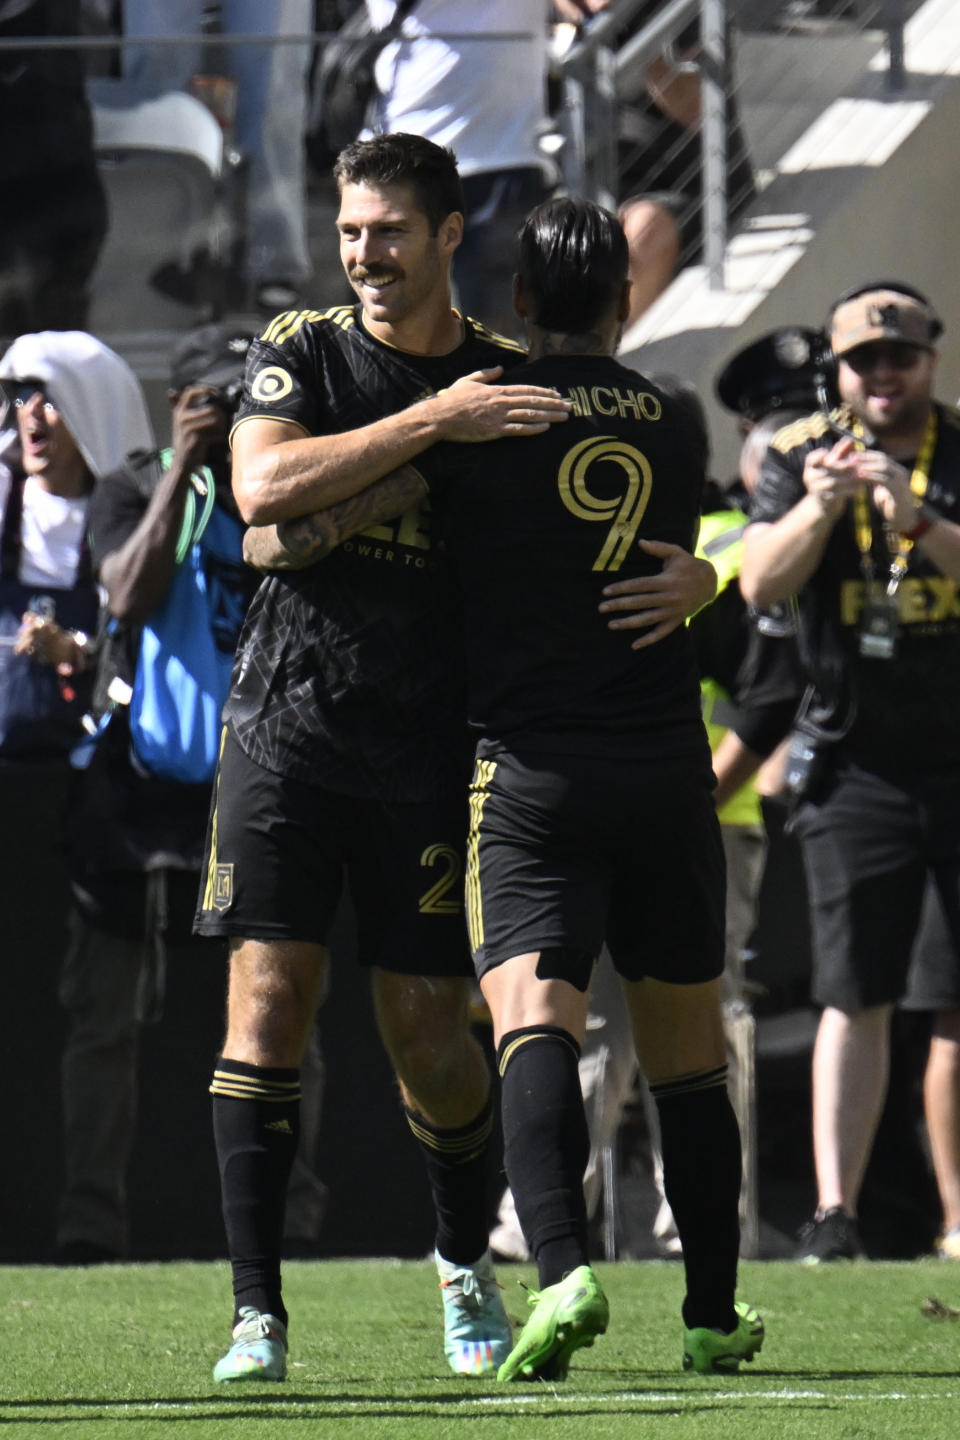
[231,373,570,527]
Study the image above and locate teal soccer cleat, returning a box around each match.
[683,1300,764,1374]
[436,1248,513,1376]
[497,1264,609,1382]
[212,1306,288,1382]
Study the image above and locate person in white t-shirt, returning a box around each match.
[0,330,154,731]
[0,330,153,1263]
[367,1,556,337]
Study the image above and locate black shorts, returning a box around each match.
[194,727,472,977]
[792,762,960,1012]
[466,748,725,989]
[903,880,960,1012]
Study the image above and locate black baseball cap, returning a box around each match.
[715,327,823,422]
[169,323,254,392]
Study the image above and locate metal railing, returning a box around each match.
[555,0,909,291]
[0,0,918,345]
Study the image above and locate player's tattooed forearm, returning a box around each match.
[243,465,428,572]
[319,465,428,541]
[276,512,338,563]
[242,514,337,571]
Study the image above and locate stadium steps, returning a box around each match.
[619,0,960,480]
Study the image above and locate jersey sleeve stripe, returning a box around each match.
[228,413,310,447]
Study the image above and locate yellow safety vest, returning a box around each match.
[695,509,762,827]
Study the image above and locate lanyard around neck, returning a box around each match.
[851,409,938,595]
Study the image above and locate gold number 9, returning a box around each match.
[557,436,653,571]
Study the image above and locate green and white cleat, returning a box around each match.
[436,1248,513,1376]
[683,1301,764,1374]
[212,1306,288,1382]
[497,1264,609,1383]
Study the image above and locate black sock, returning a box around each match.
[211,1057,300,1328]
[498,1026,589,1289]
[651,1066,741,1333]
[404,1087,494,1266]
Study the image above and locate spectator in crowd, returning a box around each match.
[54,324,328,1264]
[552,0,755,330]
[0,331,153,1252]
[715,325,827,440]
[365,1,557,337]
[0,2,108,340]
[122,1,313,311]
[741,281,960,1262]
[0,330,154,757]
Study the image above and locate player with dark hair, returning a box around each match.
[427,195,761,1381]
[741,281,960,1263]
[196,130,574,1383]
[332,131,467,238]
[259,194,761,1382]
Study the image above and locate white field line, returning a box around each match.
[8,1387,960,1415]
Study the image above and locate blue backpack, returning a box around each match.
[127,456,248,785]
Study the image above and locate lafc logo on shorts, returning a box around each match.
[212,863,234,912]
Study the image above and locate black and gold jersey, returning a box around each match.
[419,354,709,761]
[750,400,960,772]
[224,304,525,799]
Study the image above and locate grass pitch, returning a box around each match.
[3,1258,960,1438]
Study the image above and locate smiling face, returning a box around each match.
[835,340,937,449]
[336,180,462,346]
[13,386,89,495]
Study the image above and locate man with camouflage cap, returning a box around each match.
[740,281,960,1263]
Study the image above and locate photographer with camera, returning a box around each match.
[740,282,960,1263]
[56,324,327,1263]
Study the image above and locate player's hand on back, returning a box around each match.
[431,368,571,442]
[598,542,717,650]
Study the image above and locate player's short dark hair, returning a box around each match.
[517,197,628,334]
[333,133,464,234]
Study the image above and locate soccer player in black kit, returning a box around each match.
[195,134,574,1382]
[425,198,763,1382]
[260,196,763,1384]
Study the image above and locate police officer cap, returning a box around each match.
[715,327,823,421]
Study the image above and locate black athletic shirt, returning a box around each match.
[419,354,710,761]
[749,401,960,773]
[224,304,525,799]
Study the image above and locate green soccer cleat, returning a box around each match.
[436,1248,513,1376]
[212,1306,288,1382]
[497,1264,609,1383]
[683,1300,764,1374]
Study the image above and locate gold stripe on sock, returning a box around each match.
[498,1028,580,1079]
[649,1064,729,1102]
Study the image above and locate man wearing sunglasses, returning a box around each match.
[740,282,960,1264]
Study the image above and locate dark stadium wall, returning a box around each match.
[0,801,938,1262]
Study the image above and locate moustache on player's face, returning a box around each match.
[349,265,402,287]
